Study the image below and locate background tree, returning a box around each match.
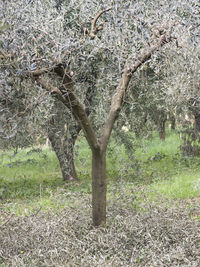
[162,3,200,155]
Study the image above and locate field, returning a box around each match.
[0,130,200,266]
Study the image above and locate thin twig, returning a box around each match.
[0,214,14,229]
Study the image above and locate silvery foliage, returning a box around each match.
[126,0,199,129]
[0,0,198,144]
[158,0,200,112]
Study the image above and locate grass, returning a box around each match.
[133,130,200,199]
[151,170,200,199]
[0,129,200,215]
[0,147,63,199]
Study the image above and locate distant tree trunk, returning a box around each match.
[48,101,80,181]
[194,113,200,134]
[170,115,176,130]
[158,118,167,140]
[48,123,79,181]
[181,99,200,156]
[189,98,200,136]
[48,118,79,181]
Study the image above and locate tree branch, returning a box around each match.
[30,67,55,76]
[0,49,13,59]
[36,77,99,151]
[130,33,172,74]
[30,62,71,77]
[89,8,111,40]
[100,32,173,152]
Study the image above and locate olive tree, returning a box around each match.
[167,44,200,154]
[1,0,193,226]
[161,0,200,154]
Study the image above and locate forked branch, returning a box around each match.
[89,8,111,40]
[36,76,99,151]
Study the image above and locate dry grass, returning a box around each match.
[0,188,200,267]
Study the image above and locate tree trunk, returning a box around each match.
[47,100,80,181]
[63,136,78,180]
[170,115,176,130]
[159,119,166,140]
[92,148,106,226]
[48,119,79,181]
[194,113,200,134]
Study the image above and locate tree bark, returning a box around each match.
[159,119,167,140]
[170,115,176,130]
[47,100,80,181]
[194,113,200,134]
[48,115,79,181]
[92,148,106,226]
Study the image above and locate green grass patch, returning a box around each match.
[150,169,200,199]
[0,147,64,201]
[0,130,200,215]
[135,130,181,161]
